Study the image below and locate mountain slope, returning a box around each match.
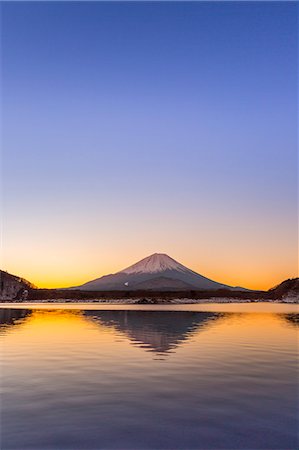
[269,278,299,301]
[0,270,35,300]
[71,253,242,291]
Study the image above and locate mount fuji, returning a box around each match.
[71,253,243,291]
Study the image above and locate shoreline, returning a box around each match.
[0,297,297,306]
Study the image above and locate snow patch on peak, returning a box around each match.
[119,253,189,275]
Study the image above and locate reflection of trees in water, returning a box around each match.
[0,308,31,333]
[282,313,299,327]
[83,310,223,354]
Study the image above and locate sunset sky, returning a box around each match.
[2,2,298,290]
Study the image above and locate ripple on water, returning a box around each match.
[1,305,298,449]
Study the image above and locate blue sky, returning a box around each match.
[1,1,298,289]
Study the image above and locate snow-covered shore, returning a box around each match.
[1,296,297,305]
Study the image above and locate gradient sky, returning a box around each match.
[1,2,298,290]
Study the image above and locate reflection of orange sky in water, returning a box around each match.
[2,309,297,363]
[195,312,297,351]
[3,310,116,348]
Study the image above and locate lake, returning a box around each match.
[1,303,298,449]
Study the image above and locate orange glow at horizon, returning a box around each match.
[2,250,297,291]
[2,208,297,291]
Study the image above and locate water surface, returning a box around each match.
[1,303,298,449]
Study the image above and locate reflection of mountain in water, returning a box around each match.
[83,310,222,354]
[282,313,299,327]
[0,308,31,333]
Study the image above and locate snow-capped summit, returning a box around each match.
[119,253,188,275]
[71,252,242,291]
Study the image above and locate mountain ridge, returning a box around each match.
[71,253,245,291]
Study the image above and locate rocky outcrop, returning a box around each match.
[0,270,34,301]
[269,278,299,302]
